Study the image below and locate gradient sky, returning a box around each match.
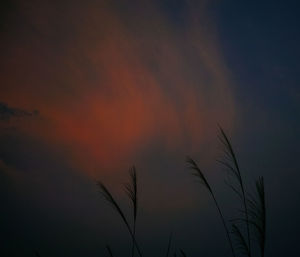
[0,1,299,257]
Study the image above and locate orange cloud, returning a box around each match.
[0,0,235,177]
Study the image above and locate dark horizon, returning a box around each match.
[0,1,299,256]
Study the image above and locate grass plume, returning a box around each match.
[96,129,267,257]
[186,156,236,257]
[97,182,143,257]
[231,224,250,257]
[218,126,251,256]
[248,176,266,257]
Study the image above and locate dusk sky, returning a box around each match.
[0,1,299,257]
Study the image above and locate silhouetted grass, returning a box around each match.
[231,223,250,256]
[98,168,179,257]
[97,179,143,257]
[248,176,266,257]
[186,156,236,257]
[106,244,114,257]
[124,166,138,257]
[96,128,267,257]
[218,126,252,257]
[180,249,187,257]
[231,177,266,257]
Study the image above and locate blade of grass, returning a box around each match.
[124,166,138,257]
[97,182,143,257]
[218,126,251,257]
[179,249,187,257]
[231,224,250,257]
[106,244,114,257]
[248,176,266,257]
[186,156,236,257]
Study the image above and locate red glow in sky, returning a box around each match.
[0,1,235,176]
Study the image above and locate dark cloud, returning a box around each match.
[0,102,38,121]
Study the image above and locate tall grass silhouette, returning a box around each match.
[98,167,177,257]
[124,166,138,257]
[231,176,266,257]
[186,156,236,257]
[97,128,267,257]
[217,126,252,257]
[231,223,250,256]
[217,127,266,257]
[248,177,266,257]
[186,127,267,257]
[97,171,143,257]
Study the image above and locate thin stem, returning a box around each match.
[219,126,251,257]
[187,157,235,257]
[98,182,143,257]
[241,176,251,257]
[211,193,236,257]
[131,223,136,257]
[125,219,143,257]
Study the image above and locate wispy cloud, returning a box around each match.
[0,0,236,175]
[0,102,38,121]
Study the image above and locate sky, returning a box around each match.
[0,0,299,256]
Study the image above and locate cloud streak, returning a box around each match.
[0,0,236,176]
[0,102,38,121]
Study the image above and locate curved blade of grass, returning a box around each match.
[97,182,143,257]
[225,180,243,200]
[232,224,250,257]
[179,249,187,257]
[186,156,236,257]
[248,176,266,257]
[218,126,251,256]
[124,166,138,257]
[186,157,212,193]
[106,244,114,257]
